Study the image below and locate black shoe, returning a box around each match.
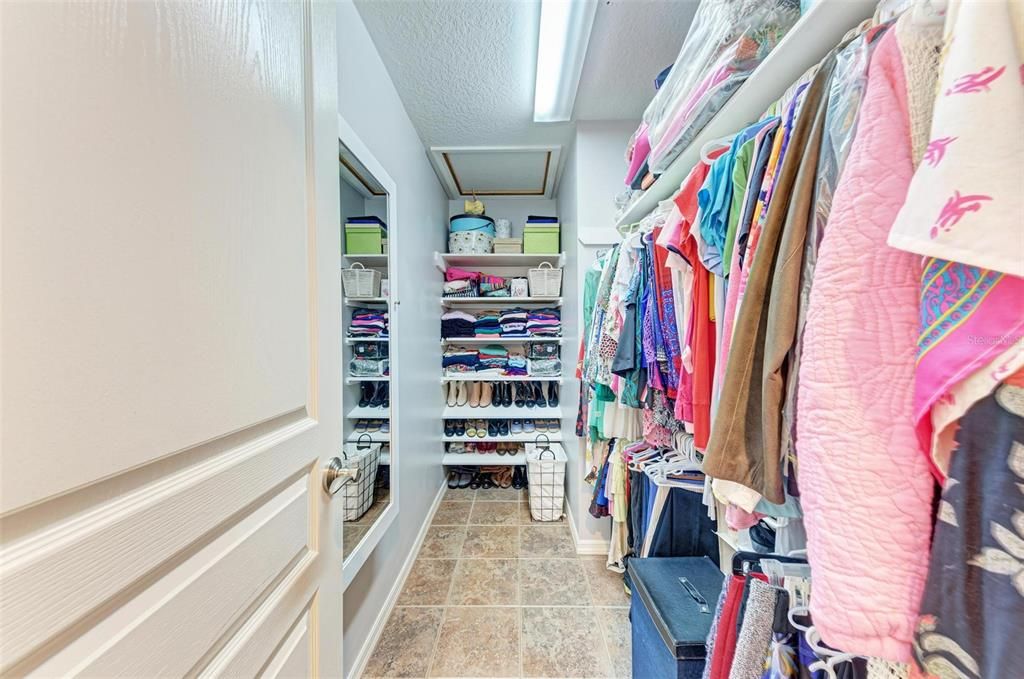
[447,470,460,488]
[511,467,525,489]
[455,420,466,437]
[514,382,526,408]
[534,382,547,408]
[358,382,372,408]
[500,420,509,436]
[524,382,536,408]
[457,469,474,488]
[480,473,495,489]
[381,383,390,408]
[368,381,386,408]
[502,383,513,407]
[547,382,559,407]
[488,421,498,437]
[445,420,455,437]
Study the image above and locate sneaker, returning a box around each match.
[511,419,523,435]
[380,420,390,434]
[523,419,536,434]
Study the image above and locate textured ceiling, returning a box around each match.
[351,0,698,185]
[575,0,700,121]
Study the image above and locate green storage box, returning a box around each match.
[345,224,386,255]
[523,224,560,254]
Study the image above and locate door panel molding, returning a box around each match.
[0,416,316,674]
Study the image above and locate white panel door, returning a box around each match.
[0,1,344,676]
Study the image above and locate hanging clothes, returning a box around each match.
[796,16,943,662]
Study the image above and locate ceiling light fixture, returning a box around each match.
[533,0,598,123]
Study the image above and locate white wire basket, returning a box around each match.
[342,262,382,298]
[341,435,382,521]
[526,437,566,522]
[528,261,563,297]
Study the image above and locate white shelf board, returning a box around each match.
[441,297,561,307]
[345,297,388,306]
[443,452,526,466]
[443,405,562,419]
[613,0,877,231]
[442,375,562,383]
[443,433,562,443]
[342,254,388,266]
[345,337,389,344]
[441,337,562,345]
[433,251,565,272]
[347,431,390,442]
[379,451,390,465]
[345,375,390,384]
[347,406,389,419]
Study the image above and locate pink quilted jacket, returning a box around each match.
[796,30,934,662]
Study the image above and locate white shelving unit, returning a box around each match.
[613,0,878,231]
[441,337,562,345]
[347,406,389,419]
[347,431,390,443]
[342,254,388,266]
[442,375,562,383]
[346,337,389,345]
[443,452,526,466]
[433,251,566,273]
[345,297,388,306]
[443,433,561,443]
[441,297,562,307]
[444,405,562,419]
[345,375,390,384]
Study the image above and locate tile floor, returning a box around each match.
[363,485,632,678]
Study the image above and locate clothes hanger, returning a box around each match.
[731,550,807,576]
[699,133,734,163]
[788,605,813,633]
[808,654,861,679]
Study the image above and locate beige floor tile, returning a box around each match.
[475,486,526,502]
[595,606,632,679]
[363,606,444,678]
[521,607,613,678]
[469,501,521,526]
[428,607,520,677]
[433,501,473,526]
[461,525,520,558]
[519,558,591,606]
[397,559,456,605]
[519,525,576,557]
[448,558,519,605]
[419,525,468,559]
[342,524,369,559]
[443,486,476,502]
[580,557,630,607]
[350,490,391,525]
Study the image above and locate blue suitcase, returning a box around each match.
[628,556,724,679]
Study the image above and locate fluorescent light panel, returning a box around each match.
[533,0,598,123]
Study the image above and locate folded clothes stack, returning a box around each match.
[441,310,476,338]
[474,310,502,338]
[478,274,509,297]
[499,308,529,338]
[443,346,478,374]
[442,279,478,297]
[349,308,389,337]
[506,350,528,377]
[476,344,508,374]
[526,308,560,337]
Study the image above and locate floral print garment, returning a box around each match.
[913,374,1024,678]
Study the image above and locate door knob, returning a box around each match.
[323,457,358,496]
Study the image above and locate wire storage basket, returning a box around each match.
[526,436,567,521]
[340,434,382,521]
[528,261,563,297]
[342,262,382,298]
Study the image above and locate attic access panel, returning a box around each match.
[429,146,562,199]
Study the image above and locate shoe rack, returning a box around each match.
[436,251,566,467]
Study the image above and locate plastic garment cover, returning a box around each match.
[643,0,801,174]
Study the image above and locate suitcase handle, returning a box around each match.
[678,577,710,614]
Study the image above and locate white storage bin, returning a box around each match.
[526,438,566,522]
[528,261,563,297]
[342,262,382,298]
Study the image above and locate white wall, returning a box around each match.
[447,198,558,240]
[337,2,449,675]
[562,120,637,548]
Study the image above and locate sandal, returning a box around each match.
[469,472,484,489]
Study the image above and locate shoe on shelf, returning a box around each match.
[523,419,536,434]
[366,381,383,408]
[358,382,373,408]
[513,382,526,408]
[457,468,474,489]
[355,419,368,433]
[469,381,481,408]
[447,470,460,489]
[381,383,390,409]
[465,419,478,438]
[456,381,469,407]
[534,382,547,408]
[499,420,509,436]
[445,382,458,408]
[547,382,559,407]
[469,473,484,490]
[487,421,498,437]
[445,420,455,437]
[455,420,466,437]
[366,419,381,433]
[477,420,487,438]
[480,472,495,489]
[511,467,524,489]
[480,382,493,408]
[380,420,390,434]
[524,383,537,408]
[511,419,523,435]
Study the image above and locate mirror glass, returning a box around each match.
[339,140,392,563]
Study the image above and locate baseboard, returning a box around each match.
[565,497,611,556]
[348,479,448,679]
